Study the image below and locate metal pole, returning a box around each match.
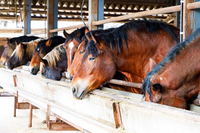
[180,0,184,42]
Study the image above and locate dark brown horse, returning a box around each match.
[70,20,179,100]
[0,35,39,66]
[40,43,68,80]
[29,36,66,75]
[142,28,200,109]
[7,39,42,69]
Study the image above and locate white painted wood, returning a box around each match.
[0,68,200,133]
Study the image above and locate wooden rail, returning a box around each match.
[48,2,200,33]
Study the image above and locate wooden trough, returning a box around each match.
[0,67,200,133]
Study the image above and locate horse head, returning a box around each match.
[0,38,17,66]
[143,29,200,109]
[71,35,117,100]
[29,36,66,75]
[29,39,51,75]
[7,42,28,69]
[40,44,68,80]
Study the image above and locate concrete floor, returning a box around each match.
[0,97,81,133]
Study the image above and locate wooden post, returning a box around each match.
[28,103,33,127]
[183,0,193,40]
[47,0,58,38]
[13,75,18,117]
[113,102,122,128]
[14,92,18,117]
[23,0,31,35]
[89,0,98,30]
[47,104,50,129]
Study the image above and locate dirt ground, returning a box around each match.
[0,96,81,133]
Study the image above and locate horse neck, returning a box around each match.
[113,30,177,79]
[155,37,200,93]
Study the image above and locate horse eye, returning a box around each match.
[80,51,84,54]
[89,57,95,61]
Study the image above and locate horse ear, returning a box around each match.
[152,83,162,92]
[85,27,89,34]
[15,41,19,46]
[63,30,69,38]
[45,39,52,47]
[149,58,157,71]
[76,29,81,37]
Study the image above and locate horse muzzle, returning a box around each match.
[72,86,87,100]
[30,66,39,75]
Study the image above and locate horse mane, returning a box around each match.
[9,35,39,46]
[81,28,115,51]
[84,20,179,58]
[65,27,86,44]
[142,28,200,99]
[98,20,179,52]
[43,43,66,68]
[48,36,66,48]
[12,38,42,61]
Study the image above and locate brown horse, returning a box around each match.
[29,36,66,75]
[66,27,114,79]
[0,35,39,66]
[70,20,179,100]
[142,28,200,109]
[7,39,42,69]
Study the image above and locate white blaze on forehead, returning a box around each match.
[160,77,163,81]
[68,42,74,63]
[69,42,74,49]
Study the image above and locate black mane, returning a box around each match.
[65,27,86,44]
[142,28,200,99]
[84,20,179,58]
[82,28,114,47]
[98,20,179,52]
[8,35,40,46]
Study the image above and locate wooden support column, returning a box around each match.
[89,0,98,30]
[13,75,18,117]
[113,102,122,128]
[14,92,18,117]
[47,105,51,129]
[183,0,193,40]
[23,0,31,35]
[47,0,58,38]
[28,103,33,128]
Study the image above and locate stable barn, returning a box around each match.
[0,0,200,133]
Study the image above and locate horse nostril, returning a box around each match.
[72,86,77,95]
[69,75,73,80]
[31,68,35,73]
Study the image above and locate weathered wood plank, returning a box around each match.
[49,120,79,131]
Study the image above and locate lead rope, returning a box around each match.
[81,0,87,28]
